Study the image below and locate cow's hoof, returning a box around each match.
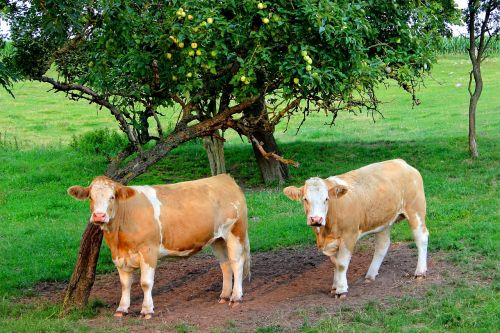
[365,278,375,283]
[141,313,153,320]
[330,288,336,295]
[334,292,348,299]
[114,311,127,318]
[415,274,426,280]
[218,297,229,304]
[228,300,242,308]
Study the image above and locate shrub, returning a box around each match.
[69,129,127,156]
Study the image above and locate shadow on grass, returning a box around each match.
[136,136,497,188]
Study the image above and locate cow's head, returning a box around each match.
[283,177,349,227]
[67,176,135,226]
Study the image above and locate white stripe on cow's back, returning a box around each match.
[130,186,163,244]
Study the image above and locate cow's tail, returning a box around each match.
[242,232,251,281]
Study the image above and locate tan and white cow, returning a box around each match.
[68,174,250,318]
[283,159,428,297]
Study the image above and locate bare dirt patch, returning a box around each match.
[32,242,455,332]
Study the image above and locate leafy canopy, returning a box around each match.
[4,0,458,179]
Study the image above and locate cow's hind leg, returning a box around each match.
[227,232,245,306]
[115,268,133,317]
[365,227,391,281]
[139,258,155,319]
[211,239,233,303]
[407,211,429,278]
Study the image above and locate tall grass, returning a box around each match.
[440,36,500,54]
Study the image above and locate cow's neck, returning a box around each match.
[101,203,126,259]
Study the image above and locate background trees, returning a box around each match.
[464,0,499,158]
[3,0,457,311]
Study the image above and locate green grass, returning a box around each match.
[0,55,499,331]
[296,284,500,332]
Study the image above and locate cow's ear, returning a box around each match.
[116,186,135,200]
[283,186,303,201]
[328,184,348,198]
[68,186,90,200]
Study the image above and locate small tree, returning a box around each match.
[465,0,499,158]
[4,0,457,312]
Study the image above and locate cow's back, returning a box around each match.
[154,174,247,254]
[330,159,424,233]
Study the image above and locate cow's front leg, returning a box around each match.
[333,242,352,298]
[139,259,156,319]
[329,256,339,294]
[115,267,133,317]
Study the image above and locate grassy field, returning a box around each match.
[0,55,499,332]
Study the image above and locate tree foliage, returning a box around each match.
[5,0,458,181]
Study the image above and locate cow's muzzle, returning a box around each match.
[308,216,323,226]
[92,212,108,224]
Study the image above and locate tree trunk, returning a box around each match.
[60,222,103,315]
[203,131,226,175]
[244,96,289,184]
[467,3,482,160]
[468,87,480,158]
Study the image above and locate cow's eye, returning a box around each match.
[110,195,115,200]
[303,198,308,203]
[325,198,329,202]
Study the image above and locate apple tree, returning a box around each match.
[4,0,456,311]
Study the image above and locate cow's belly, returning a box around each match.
[159,205,240,258]
[358,208,405,240]
[158,245,199,258]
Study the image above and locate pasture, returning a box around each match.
[0,55,499,332]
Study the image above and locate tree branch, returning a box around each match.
[37,76,141,149]
[270,98,301,126]
[112,95,261,182]
[477,1,493,58]
[250,135,299,168]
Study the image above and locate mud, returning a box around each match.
[33,242,451,332]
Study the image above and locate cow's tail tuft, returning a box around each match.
[242,232,251,281]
